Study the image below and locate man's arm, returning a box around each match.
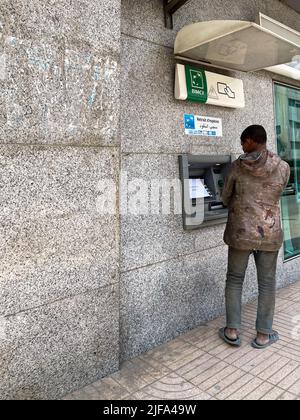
[222,164,236,207]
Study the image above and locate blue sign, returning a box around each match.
[184,114,195,130]
[184,114,222,137]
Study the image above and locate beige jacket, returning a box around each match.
[222,149,290,251]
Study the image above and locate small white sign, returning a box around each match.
[189,179,211,199]
[206,71,245,108]
[184,114,223,137]
[175,64,245,109]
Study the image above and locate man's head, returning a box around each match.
[241,125,267,153]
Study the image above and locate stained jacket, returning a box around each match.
[222,149,290,251]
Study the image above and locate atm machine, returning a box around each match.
[179,154,233,230]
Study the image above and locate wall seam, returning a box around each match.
[121,31,173,50]
[121,243,227,274]
[3,281,119,319]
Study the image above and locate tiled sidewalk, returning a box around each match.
[63,282,300,400]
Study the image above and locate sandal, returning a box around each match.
[251,331,279,349]
[219,327,241,347]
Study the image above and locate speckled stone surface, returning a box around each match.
[279,250,300,287]
[0,284,119,400]
[120,245,258,361]
[121,153,225,271]
[0,0,122,400]
[121,0,300,48]
[121,36,278,154]
[0,0,120,49]
[0,0,121,146]
[63,281,300,401]
[0,145,119,316]
[119,0,300,364]
[0,0,300,400]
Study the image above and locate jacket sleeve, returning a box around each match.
[222,164,236,207]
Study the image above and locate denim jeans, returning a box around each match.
[225,247,279,335]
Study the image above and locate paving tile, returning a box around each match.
[287,378,300,396]
[129,373,212,400]
[89,377,130,400]
[180,327,215,345]
[69,390,94,400]
[280,341,300,353]
[110,358,168,393]
[276,350,300,363]
[277,346,300,359]
[232,349,274,371]
[205,370,251,397]
[226,377,264,400]
[132,356,171,378]
[220,345,254,364]
[167,349,206,371]
[258,356,290,382]
[190,361,229,386]
[259,387,286,400]
[196,334,222,348]
[145,339,202,368]
[200,338,230,353]
[266,360,299,386]
[251,354,282,376]
[244,382,275,400]
[180,356,224,382]
[175,353,215,379]
[214,373,254,400]
[277,391,297,400]
[62,281,300,401]
[197,365,239,392]
[277,367,300,391]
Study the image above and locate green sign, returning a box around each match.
[185,65,208,103]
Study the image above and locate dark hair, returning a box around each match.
[240,125,267,144]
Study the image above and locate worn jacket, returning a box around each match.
[222,149,290,251]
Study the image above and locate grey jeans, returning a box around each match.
[225,247,279,335]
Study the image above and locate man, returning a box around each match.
[219,125,290,349]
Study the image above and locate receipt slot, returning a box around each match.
[179,155,232,230]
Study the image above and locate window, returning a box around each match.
[274,83,300,260]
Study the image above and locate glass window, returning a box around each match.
[274,83,300,260]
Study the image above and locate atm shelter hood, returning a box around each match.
[174,16,300,72]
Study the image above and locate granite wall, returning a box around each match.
[120,0,300,361]
[0,0,121,399]
[1,0,300,399]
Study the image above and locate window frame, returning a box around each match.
[273,81,300,262]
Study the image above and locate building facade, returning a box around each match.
[0,0,300,399]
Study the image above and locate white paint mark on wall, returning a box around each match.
[68,123,78,135]
[0,54,6,80]
[0,34,119,141]
[0,316,8,341]
[5,36,17,46]
[88,84,97,106]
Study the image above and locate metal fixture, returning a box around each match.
[163,0,190,29]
